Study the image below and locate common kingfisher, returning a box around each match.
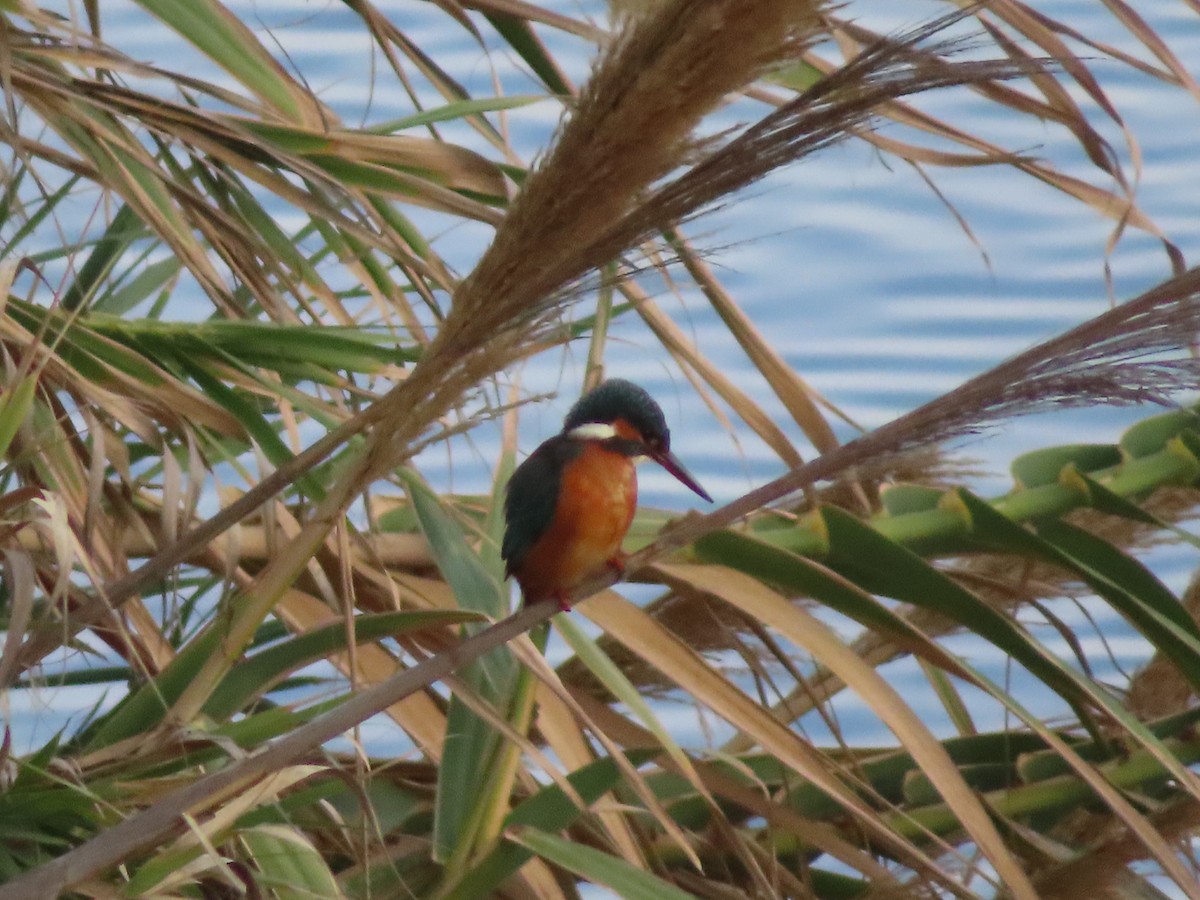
[502,379,712,610]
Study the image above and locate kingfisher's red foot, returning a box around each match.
[553,592,572,613]
[605,555,626,578]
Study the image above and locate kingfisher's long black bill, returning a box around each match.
[652,449,713,503]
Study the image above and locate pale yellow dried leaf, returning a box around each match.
[446,0,597,38]
[0,551,36,688]
[677,250,844,453]
[510,629,681,869]
[30,494,84,606]
[578,591,963,887]
[80,409,109,550]
[575,692,904,885]
[629,288,804,467]
[1055,0,1200,101]
[165,766,326,854]
[309,132,507,196]
[160,442,183,546]
[535,678,655,866]
[656,561,1038,900]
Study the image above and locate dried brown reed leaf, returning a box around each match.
[627,285,807,468]
[846,10,1131,175]
[451,0,600,40]
[673,246,845,454]
[272,586,449,757]
[346,0,574,203]
[572,686,907,883]
[531,681,651,869]
[579,591,975,891]
[777,7,1187,274]
[508,622,715,872]
[826,5,1184,268]
[441,662,658,862]
[0,550,36,689]
[1054,1,1200,101]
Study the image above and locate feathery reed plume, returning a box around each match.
[363,0,834,477]
[440,0,823,349]
[585,11,1040,272]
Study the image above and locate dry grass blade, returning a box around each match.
[441,0,598,40]
[0,550,36,689]
[569,618,940,886]
[271,586,449,758]
[672,245,845,453]
[580,594,972,894]
[505,632,706,871]
[628,286,807,468]
[1008,0,1195,100]
[531,682,648,876]
[658,562,1038,897]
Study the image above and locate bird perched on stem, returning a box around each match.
[502,379,712,611]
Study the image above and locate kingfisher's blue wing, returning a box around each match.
[502,436,578,577]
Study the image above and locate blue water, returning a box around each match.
[8,2,1200,892]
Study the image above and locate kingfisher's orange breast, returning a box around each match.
[514,442,637,603]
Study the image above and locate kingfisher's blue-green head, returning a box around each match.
[562,379,712,502]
